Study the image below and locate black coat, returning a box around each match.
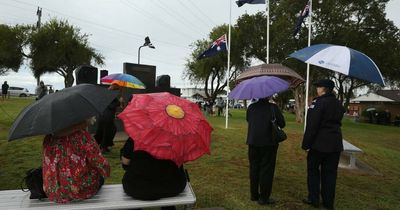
[121,139,187,200]
[246,100,286,146]
[302,93,345,152]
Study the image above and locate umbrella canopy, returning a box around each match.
[118,92,212,166]
[237,63,305,88]
[289,44,385,85]
[101,73,146,89]
[8,84,118,141]
[228,76,289,100]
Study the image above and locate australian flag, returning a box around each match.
[293,1,310,37]
[236,0,265,7]
[198,34,227,60]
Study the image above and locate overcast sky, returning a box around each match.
[1,0,399,92]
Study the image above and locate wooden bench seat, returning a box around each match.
[342,139,363,168]
[0,183,196,210]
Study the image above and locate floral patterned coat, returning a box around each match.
[42,130,110,203]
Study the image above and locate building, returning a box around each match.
[180,87,211,102]
[349,90,400,121]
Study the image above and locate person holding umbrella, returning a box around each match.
[7,84,118,203]
[42,118,110,203]
[302,79,345,210]
[118,92,213,208]
[246,97,285,205]
[95,83,124,153]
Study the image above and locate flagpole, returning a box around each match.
[304,0,312,130]
[225,0,232,129]
[266,0,269,64]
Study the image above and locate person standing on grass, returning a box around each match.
[246,97,285,205]
[95,83,123,153]
[2,81,9,100]
[36,81,48,100]
[302,79,345,210]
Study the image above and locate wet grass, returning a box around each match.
[0,98,399,209]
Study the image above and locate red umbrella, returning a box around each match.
[118,92,213,166]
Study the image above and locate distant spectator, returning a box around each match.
[216,97,225,116]
[48,86,54,94]
[394,115,400,127]
[36,81,48,100]
[384,109,391,125]
[2,81,9,100]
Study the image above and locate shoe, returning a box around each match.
[250,195,259,201]
[322,204,334,210]
[258,198,276,205]
[302,198,319,208]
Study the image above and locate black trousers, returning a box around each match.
[307,149,341,209]
[95,118,116,149]
[248,144,278,200]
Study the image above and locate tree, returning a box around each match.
[184,24,248,102]
[29,19,104,87]
[235,0,400,120]
[0,24,24,75]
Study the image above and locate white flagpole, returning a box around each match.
[266,0,269,64]
[225,0,232,129]
[304,0,312,130]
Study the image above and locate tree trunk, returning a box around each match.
[64,70,75,87]
[294,86,305,123]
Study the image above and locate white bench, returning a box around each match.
[342,139,363,168]
[0,183,196,210]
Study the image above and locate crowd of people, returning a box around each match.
[10,78,346,209]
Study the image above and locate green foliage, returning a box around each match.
[0,24,24,75]
[1,99,400,209]
[29,19,104,87]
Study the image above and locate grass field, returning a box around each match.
[0,97,399,210]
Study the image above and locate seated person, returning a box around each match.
[120,138,187,202]
[42,119,110,203]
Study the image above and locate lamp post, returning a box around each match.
[138,36,155,64]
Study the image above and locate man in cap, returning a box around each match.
[302,79,345,210]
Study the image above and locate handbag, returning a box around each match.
[21,167,47,199]
[271,106,287,143]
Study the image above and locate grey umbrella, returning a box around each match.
[8,84,118,141]
[236,63,305,88]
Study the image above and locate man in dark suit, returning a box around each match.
[302,79,345,210]
[246,97,285,205]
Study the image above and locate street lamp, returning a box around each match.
[138,36,155,64]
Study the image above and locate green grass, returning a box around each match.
[1,98,399,210]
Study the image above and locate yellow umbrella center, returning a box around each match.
[166,104,185,119]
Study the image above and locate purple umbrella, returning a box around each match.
[228,76,289,100]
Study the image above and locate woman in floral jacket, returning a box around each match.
[42,120,110,203]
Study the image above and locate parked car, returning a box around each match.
[0,86,34,97]
[233,103,243,109]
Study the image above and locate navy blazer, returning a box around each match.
[302,93,345,152]
[246,100,286,146]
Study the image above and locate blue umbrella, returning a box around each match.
[228,76,289,100]
[289,44,385,85]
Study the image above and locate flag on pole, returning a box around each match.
[198,34,227,60]
[293,1,310,37]
[236,0,265,7]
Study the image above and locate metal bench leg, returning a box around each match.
[349,153,356,168]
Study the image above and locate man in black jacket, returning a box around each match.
[246,97,285,205]
[302,79,345,210]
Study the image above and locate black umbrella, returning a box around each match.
[8,84,118,141]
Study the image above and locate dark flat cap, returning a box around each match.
[313,79,334,89]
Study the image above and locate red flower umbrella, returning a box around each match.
[118,92,213,166]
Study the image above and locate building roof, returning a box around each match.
[350,93,394,103]
[376,90,400,102]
